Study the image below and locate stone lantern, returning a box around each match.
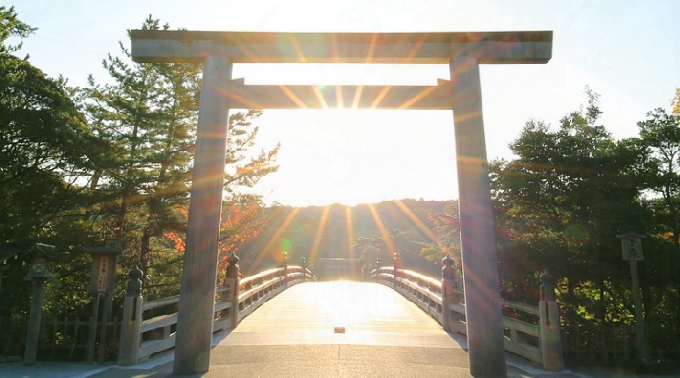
[1,242,60,364]
[20,243,59,365]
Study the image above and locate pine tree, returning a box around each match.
[80,17,279,298]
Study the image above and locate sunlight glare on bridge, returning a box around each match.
[201,281,473,377]
[217,281,465,348]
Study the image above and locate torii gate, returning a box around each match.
[131,30,552,377]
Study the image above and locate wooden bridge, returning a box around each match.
[108,264,567,377]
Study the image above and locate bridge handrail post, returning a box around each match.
[118,267,143,366]
[538,269,564,371]
[300,257,307,282]
[226,253,240,328]
[283,266,289,289]
[441,255,456,332]
[393,253,401,289]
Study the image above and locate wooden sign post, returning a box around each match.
[617,233,649,363]
[85,240,125,363]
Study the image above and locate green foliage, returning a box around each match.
[491,87,680,363]
[224,110,281,192]
[0,15,102,328]
[76,17,200,300]
[77,16,279,300]
[0,9,106,356]
[0,5,36,54]
[417,201,461,274]
[491,88,643,298]
[0,53,100,241]
[0,11,280,358]
[634,108,680,247]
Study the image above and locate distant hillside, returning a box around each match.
[238,199,457,278]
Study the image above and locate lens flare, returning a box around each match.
[310,206,331,267]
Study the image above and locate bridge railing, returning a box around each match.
[370,265,563,371]
[118,264,315,365]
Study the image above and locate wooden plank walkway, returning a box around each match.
[199,281,472,377]
[82,281,581,377]
[219,280,467,348]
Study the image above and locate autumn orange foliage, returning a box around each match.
[163,206,188,253]
[217,200,266,277]
[161,200,266,280]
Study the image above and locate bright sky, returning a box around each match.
[8,0,679,206]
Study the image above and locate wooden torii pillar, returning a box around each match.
[131,30,552,377]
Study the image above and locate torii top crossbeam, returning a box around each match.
[131,31,552,110]
[131,30,551,64]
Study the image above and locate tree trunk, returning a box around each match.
[565,275,576,360]
[140,225,152,278]
[115,192,129,241]
[597,276,609,363]
[90,170,101,190]
[639,262,653,354]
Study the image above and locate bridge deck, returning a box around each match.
[84,281,577,377]
[222,280,464,348]
[208,281,471,377]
